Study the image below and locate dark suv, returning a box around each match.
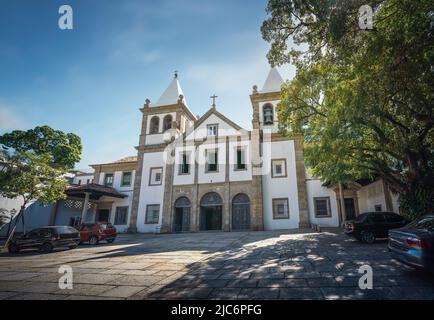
[8,226,80,253]
[344,212,410,243]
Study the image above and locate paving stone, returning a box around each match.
[105,275,162,287]
[226,279,258,288]
[0,291,19,300]
[73,274,124,285]
[1,230,434,300]
[54,284,115,296]
[0,272,42,281]
[8,293,68,300]
[279,288,324,300]
[257,279,307,288]
[100,286,147,298]
[209,288,241,299]
[251,272,285,279]
[238,288,279,300]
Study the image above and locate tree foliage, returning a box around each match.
[0,126,82,238]
[262,0,434,219]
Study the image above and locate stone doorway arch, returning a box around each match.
[232,193,250,230]
[199,192,223,231]
[173,197,191,232]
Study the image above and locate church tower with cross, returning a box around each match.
[125,67,315,234]
[128,72,198,233]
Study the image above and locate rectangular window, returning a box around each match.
[87,179,90,184]
[145,204,160,224]
[207,124,218,137]
[235,147,246,170]
[121,172,132,187]
[104,173,114,187]
[374,204,382,212]
[179,152,190,175]
[78,180,81,185]
[149,167,163,186]
[271,159,287,178]
[205,149,218,172]
[272,198,289,219]
[114,206,128,225]
[314,197,331,218]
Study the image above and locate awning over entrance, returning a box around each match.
[65,183,128,200]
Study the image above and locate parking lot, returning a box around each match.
[0,229,433,300]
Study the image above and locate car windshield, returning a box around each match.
[355,213,370,222]
[406,216,434,230]
[100,223,113,229]
[55,226,77,233]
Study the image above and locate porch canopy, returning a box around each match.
[65,184,127,223]
[65,183,127,200]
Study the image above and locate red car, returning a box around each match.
[78,223,117,245]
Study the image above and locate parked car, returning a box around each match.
[389,214,434,271]
[8,226,80,254]
[78,223,117,245]
[344,212,410,243]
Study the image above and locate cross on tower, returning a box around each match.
[210,94,218,107]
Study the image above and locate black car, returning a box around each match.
[344,212,410,243]
[389,215,434,271]
[8,226,80,254]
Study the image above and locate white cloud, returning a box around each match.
[0,103,27,132]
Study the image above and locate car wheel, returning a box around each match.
[361,231,375,244]
[41,242,53,253]
[106,238,115,244]
[8,243,19,254]
[89,236,99,245]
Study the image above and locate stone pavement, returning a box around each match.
[0,229,433,300]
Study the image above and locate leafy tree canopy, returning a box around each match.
[0,126,82,239]
[262,0,434,218]
[0,125,81,170]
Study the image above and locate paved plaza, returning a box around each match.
[0,229,433,300]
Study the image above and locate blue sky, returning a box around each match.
[0,0,295,171]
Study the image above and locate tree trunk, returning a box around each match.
[3,206,25,249]
[339,182,346,226]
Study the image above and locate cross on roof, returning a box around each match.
[210,94,218,107]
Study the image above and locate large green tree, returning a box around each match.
[0,126,82,245]
[262,0,434,219]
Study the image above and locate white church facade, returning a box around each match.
[0,68,402,236]
[84,68,399,234]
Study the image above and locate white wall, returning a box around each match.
[173,145,196,186]
[262,140,300,230]
[228,140,252,182]
[73,174,94,185]
[186,114,243,141]
[197,142,226,184]
[136,152,165,233]
[358,180,387,213]
[106,191,133,233]
[306,179,340,227]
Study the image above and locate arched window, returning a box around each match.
[263,104,274,125]
[163,115,173,131]
[150,116,160,134]
[200,192,223,206]
[175,196,191,208]
[232,193,250,230]
[232,193,250,205]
